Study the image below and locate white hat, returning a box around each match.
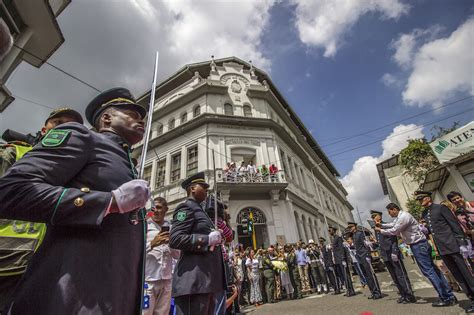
[308,239,315,244]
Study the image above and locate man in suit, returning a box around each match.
[320,237,337,294]
[417,190,474,313]
[169,172,226,315]
[0,87,150,314]
[347,222,382,299]
[328,226,346,294]
[371,210,415,303]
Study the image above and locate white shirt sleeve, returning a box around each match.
[380,213,407,236]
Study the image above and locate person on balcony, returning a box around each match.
[269,164,278,182]
[261,165,269,182]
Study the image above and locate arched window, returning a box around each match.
[243,104,252,117]
[181,112,187,123]
[224,103,233,116]
[193,105,201,117]
[169,118,175,130]
[158,124,163,135]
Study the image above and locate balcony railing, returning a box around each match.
[216,169,286,184]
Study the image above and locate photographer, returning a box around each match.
[144,197,180,315]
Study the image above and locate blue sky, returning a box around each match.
[0,0,472,219]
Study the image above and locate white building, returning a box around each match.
[136,57,354,248]
[0,0,70,111]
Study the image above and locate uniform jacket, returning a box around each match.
[169,198,225,297]
[0,123,144,314]
[354,230,371,259]
[331,235,345,264]
[374,228,400,262]
[422,203,466,256]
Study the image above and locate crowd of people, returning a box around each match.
[223,161,279,183]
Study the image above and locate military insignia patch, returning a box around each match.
[176,211,187,221]
[41,130,71,147]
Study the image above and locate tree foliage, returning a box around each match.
[430,121,460,142]
[406,197,424,219]
[399,138,439,184]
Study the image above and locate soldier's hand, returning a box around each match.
[375,222,381,228]
[151,231,170,248]
[208,230,222,246]
[110,179,151,214]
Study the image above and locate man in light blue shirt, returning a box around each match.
[295,242,311,293]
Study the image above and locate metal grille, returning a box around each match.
[237,208,266,224]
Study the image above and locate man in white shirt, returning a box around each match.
[144,197,180,315]
[375,202,456,307]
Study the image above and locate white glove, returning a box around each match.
[342,261,347,267]
[208,230,222,247]
[460,245,470,258]
[391,254,399,262]
[111,179,151,214]
[365,256,372,264]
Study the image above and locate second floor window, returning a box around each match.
[158,124,163,135]
[143,164,152,184]
[194,105,201,117]
[181,112,187,123]
[171,153,181,183]
[187,146,198,176]
[169,118,175,130]
[243,105,252,117]
[155,159,166,188]
[224,103,233,116]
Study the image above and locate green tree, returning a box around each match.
[399,138,440,184]
[430,121,460,142]
[406,197,424,219]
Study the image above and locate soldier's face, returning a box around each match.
[42,115,81,135]
[106,108,145,145]
[191,183,208,203]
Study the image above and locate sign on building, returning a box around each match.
[430,121,474,164]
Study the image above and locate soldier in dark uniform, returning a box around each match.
[328,226,345,294]
[370,210,415,303]
[320,236,338,294]
[347,222,382,299]
[285,244,303,299]
[342,231,356,297]
[169,172,226,315]
[0,88,150,314]
[417,190,474,312]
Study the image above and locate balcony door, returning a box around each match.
[236,207,268,250]
[230,147,257,167]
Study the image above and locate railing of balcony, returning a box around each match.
[216,168,286,184]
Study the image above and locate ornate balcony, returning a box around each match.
[215,169,288,194]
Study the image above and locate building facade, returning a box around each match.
[136,57,354,248]
[0,0,70,111]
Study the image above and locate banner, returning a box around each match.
[430,121,474,164]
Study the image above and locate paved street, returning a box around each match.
[243,261,470,315]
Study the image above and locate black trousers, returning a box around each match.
[343,264,355,295]
[174,293,216,315]
[334,264,346,290]
[359,256,381,296]
[326,266,340,291]
[441,252,474,300]
[385,259,413,298]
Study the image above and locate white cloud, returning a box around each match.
[1,0,275,133]
[390,25,444,69]
[381,73,399,87]
[292,0,409,57]
[402,18,474,108]
[341,124,424,225]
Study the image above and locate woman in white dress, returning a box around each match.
[246,249,263,306]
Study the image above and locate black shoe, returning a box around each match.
[368,295,374,299]
[396,297,406,304]
[432,299,451,307]
[405,296,417,303]
[372,294,383,300]
[346,292,356,297]
[466,306,474,313]
[450,296,458,305]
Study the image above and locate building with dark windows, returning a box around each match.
[136,57,354,247]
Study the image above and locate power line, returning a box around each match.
[12,94,55,110]
[327,107,474,158]
[12,44,102,93]
[319,95,473,148]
